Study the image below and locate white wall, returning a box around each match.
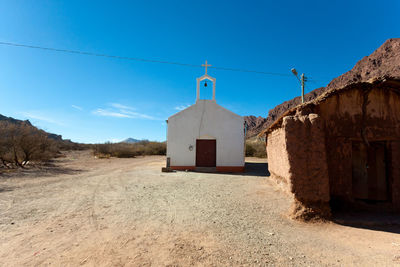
[167,100,244,167]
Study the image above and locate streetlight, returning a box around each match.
[291,68,307,104]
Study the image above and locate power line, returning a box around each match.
[0,41,199,67]
[0,41,293,77]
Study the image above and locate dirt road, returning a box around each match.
[0,151,399,266]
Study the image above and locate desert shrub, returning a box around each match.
[58,140,91,151]
[0,121,59,168]
[245,142,256,156]
[245,139,266,158]
[113,144,137,158]
[92,141,166,158]
[137,141,166,156]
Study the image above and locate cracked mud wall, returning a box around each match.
[267,114,330,219]
[389,141,400,211]
[318,87,400,210]
[266,128,291,192]
[267,83,400,218]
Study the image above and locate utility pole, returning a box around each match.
[301,73,305,104]
[291,68,307,104]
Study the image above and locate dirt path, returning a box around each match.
[0,151,399,266]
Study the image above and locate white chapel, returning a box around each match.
[166,61,245,172]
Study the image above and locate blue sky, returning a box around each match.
[0,0,399,143]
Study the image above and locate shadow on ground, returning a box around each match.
[189,162,270,177]
[0,186,14,193]
[0,161,85,179]
[242,162,270,177]
[333,211,400,234]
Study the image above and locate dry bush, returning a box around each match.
[0,121,59,168]
[93,141,166,158]
[245,139,266,158]
[58,140,91,151]
[93,142,114,156]
[113,143,137,158]
[134,141,167,156]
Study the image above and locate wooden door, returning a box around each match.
[196,139,216,167]
[352,142,388,201]
[367,142,388,201]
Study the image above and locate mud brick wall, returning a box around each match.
[325,138,352,202]
[318,87,400,208]
[266,128,291,190]
[389,141,400,211]
[282,114,330,205]
[267,114,330,215]
[266,83,400,217]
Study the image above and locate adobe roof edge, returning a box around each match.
[258,77,400,138]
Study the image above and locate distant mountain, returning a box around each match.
[244,38,400,138]
[121,138,148,143]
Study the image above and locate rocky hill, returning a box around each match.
[244,38,400,138]
[0,114,32,126]
[244,116,267,139]
[0,114,63,141]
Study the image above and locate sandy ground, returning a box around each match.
[0,150,400,266]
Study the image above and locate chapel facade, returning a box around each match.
[166,61,245,172]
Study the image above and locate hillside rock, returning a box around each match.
[245,38,400,137]
[0,114,62,141]
[244,116,267,138]
[0,114,32,126]
[325,38,400,91]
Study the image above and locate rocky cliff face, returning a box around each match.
[0,114,32,126]
[325,38,400,91]
[0,114,63,141]
[244,38,400,138]
[244,116,268,139]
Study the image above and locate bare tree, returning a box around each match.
[0,122,13,168]
[0,121,58,168]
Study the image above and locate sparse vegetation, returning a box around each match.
[0,121,59,169]
[93,141,166,158]
[245,139,266,158]
[58,140,91,151]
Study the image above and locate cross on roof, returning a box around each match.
[201,60,212,75]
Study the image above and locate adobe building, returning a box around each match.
[166,61,245,172]
[261,78,400,219]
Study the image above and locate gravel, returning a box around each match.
[0,150,399,266]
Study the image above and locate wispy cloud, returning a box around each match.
[110,103,135,110]
[72,105,83,110]
[92,109,131,118]
[120,110,158,120]
[19,112,64,126]
[92,106,159,120]
[174,104,191,111]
